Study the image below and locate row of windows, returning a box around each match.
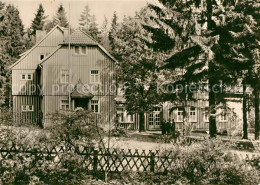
[175,108,228,122]
[60,99,99,112]
[74,46,87,55]
[60,69,99,84]
[21,74,33,80]
[21,105,34,112]
[21,70,100,84]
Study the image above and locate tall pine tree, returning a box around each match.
[0,3,25,108]
[143,0,258,138]
[108,11,118,51]
[79,5,92,30]
[53,4,68,28]
[30,3,47,36]
[100,15,110,49]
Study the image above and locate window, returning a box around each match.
[91,100,99,112]
[129,114,134,122]
[117,107,124,112]
[149,113,154,125]
[155,113,160,125]
[21,74,33,80]
[75,46,80,54]
[40,54,45,60]
[189,107,196,122]
[90,70,100,83]
[119,113,124,122]
[21,105,34,112]
[177,108,183,122]
[81,46,87,54]
[28,74,32,80]
[204,111,209,122]
[22,105,27,112]
[220,113,227,122]
[60,100,69,110]
[61,69,69,83]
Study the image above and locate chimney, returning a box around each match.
[36,30,47,43]
[63,28,69,41]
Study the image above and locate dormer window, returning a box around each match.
[81,46,86,54]
[75,46,80,54]
[74,46,87,55]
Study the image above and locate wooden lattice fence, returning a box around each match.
[0,143,259,173]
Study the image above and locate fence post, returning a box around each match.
[150,152,155,172]
[93,149,98,173]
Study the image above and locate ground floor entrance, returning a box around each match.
[148,108,161,130]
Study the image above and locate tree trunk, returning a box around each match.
[207,0,217,138]
[139,112,145,132]
[242,81,248,139]
[209,86,217,138]
[254,88,259,140]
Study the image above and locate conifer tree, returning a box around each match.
[0,3,25,108]
[88,14,101,42]
[79,5,91,30]
[143,0,259,138]
[108,11,118,51]
[30,3,47,36]
[53,4,68,28]
[100,15,110,49]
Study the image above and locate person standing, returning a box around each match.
[171,118,176,137]
[161,119,166,135]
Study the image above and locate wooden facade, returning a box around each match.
[10,26,116,127]
[116,92,242,132]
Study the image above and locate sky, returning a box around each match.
[2,0,158,29]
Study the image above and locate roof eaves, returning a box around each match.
[9,25,64,69]
[97,44,117,63]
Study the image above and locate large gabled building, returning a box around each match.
[10,25,116,126]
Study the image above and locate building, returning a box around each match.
[116,91,242,132]
[10,25,116,126]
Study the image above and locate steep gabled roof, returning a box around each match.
[39,28,117,65]
[63,29,97,45]
[9,25,64,69]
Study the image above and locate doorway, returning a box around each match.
[74,98,89,110]
[148,108,161,130]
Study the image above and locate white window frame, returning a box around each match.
[60,69,69,84]
[219,112,228,122]
[177,108,183,122]
[91,100,99,113]
[90,70,100,83]
[203,111,209,122]
[20,74,33,81]
[21,105,34,112]
[149,112,154,125]
[189,107,197,122]
[60,99,69,111]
